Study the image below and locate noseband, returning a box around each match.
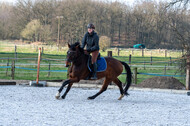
[67,49,83,62]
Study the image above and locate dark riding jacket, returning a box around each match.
[81,31,99,52]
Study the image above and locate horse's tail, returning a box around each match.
[120,61,132,95]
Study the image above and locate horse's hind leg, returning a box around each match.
[61,83,73,99]
[113,78,124,100]
[88,78,111,100]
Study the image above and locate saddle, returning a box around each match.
[87,54,107,72]
[85,54,107,80]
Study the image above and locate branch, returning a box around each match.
[166,0,190,8]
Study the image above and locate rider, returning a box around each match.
[81,23,99,80]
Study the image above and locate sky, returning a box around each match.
[0,0,137,5]
[0,0,171,6]
[0,0,15,3]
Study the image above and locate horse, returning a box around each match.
[55,42,132,100]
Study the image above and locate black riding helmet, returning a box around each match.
[87,23,95,29]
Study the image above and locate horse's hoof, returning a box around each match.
[118,94,124,100]
[55,92,60,99]
[87,96,95,100]
[61,96,66,99]
[55,96,60,99]
[125,92,130,96]
[55,95,60,99]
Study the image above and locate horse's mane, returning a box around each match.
[70,42,84,53]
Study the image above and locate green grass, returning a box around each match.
[0,40,185,84]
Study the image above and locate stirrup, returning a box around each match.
[90,74,97,80]
[90,76,97,80]
[85,71,93,80]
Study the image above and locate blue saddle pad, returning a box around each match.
[88,57,107,72]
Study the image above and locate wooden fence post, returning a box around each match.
[117,48,120,56]
[11,60,15,80]
[6,57,9,76]
[142,48,144,57]
[36,48,41,84]
[186,56,190,90]
[164,65,166,75]
[15,45,17,52]
[170,56,172,66]
[48,63,51,77]
[107,51,112,57]
[134,67,137,84]
[129,54,131,65]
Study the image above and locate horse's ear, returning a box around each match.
[76,45,79,48]
[68,43,71,48]
[76,45,80,50]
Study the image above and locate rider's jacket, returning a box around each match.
[81,31,99,52]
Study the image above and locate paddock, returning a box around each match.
[0,85,190,126]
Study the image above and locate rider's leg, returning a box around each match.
[91,63,97,80]
[91,50,99,80]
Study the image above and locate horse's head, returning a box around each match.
[66,42,84,66]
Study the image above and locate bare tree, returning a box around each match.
[1,0,190,51]
[0,2,14,39]
[167,0,190,54]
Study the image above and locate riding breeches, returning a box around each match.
[91,50,99,64]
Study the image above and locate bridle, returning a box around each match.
[66,49,83,62]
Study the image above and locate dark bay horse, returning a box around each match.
[55,42,132,100]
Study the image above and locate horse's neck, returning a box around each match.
[73,54,88,66]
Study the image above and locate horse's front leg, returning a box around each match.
[55,79,70,99]
[55,78,79,99]
[61,83,73,99]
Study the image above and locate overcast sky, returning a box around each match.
[0,0,16,3]
[0,0,170,6]
[0,0,140,5]
[0,0,133,2]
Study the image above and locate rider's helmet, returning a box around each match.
[87,23,95,29]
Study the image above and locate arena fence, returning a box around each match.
[0,42,186,86]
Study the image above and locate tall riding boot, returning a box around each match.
[91,63,97,80]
